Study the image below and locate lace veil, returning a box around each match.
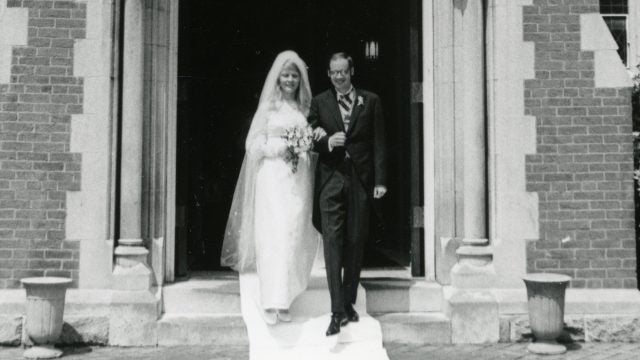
[220,50,312,272]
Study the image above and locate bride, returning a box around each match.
[221,50,321,325]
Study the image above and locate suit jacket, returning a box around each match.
[309,88,387,231]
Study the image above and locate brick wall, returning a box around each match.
[0,0,85,288]
[523,0,636,288]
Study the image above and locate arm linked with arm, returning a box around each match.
[308,97,331,154]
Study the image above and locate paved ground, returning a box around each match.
[2,343,640,360]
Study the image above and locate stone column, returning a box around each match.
[435,0,493,285]
[445,0,498,344]
[109,0,158,347]
[114,0,151,291]
[453,0,486,240]
[450,0,494,289]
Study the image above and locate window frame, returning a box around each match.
[602,13,629,67]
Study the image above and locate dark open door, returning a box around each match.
[176,0,419,274]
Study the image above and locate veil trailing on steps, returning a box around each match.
[220,50,313,272]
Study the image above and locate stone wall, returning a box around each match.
[523,0,636,288]
[0,0,86,288]
[501,314,640,343]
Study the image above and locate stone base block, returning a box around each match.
[503,315,640,343]
[108,290,159,346]
[0,315,22,346]
[157,314,248,346]
[59,316,109,345]
[585,316,640,342]
[445,288,499,344]
[375,313,451,344]
[450,262,497,289]
[112,263,152,291]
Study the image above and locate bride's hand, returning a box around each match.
[313,127,327,141]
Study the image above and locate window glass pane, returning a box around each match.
[603,16,627,65]
[600,0,628,14]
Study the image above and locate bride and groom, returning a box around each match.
[221,50,387,337]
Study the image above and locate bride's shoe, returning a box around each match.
[263,309,278,325]
[277,309,292,322]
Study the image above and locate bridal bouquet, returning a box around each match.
[282,125,314,173]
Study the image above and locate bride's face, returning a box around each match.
[278,62,300,97]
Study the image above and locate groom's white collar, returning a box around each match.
[335,86,354,97]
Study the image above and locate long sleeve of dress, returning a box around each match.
[246,110,286,159]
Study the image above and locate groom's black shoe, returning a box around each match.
[345,303,359,323]
[325,312,349,336]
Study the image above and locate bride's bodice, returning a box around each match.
[266,103,307,139]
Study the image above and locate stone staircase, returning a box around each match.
[361,274,452,345]
[157,270,452,347]
[157,271,248,346]
[239,271,389,359]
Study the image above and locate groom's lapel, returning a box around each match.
[346,89,364,135]
[327,90,345,132]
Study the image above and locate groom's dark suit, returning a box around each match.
[309,87,387,314]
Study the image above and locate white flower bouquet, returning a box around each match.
[282,125,314,173]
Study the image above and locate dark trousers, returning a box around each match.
[319,159,370,313]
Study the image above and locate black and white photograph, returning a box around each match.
[1,0,640,359]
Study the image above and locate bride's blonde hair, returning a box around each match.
[257,51,312,116]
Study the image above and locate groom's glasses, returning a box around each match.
[328,69,350,77]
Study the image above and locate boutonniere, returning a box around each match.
[357,96,364,106]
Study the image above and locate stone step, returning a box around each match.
[162,272,241,314]
[362,278,443,313]
[288,271,367,316]
[240,272,389,359]
[375,312,452,345]
[157,314,248,346]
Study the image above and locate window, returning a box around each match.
[600,0,628,14]
[600,0,628,66]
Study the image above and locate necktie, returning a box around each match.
[339,93,353,131]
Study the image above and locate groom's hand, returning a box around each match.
[373,185,387,199]
[313,127,327,141]
[328,132,346,151]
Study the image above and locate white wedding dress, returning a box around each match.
[222,51,388,360]
[252,102,319,309]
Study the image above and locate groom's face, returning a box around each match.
[328,58,353,93]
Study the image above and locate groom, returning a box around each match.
[309,52,387,336]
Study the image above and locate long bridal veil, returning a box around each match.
[220,50,312,272]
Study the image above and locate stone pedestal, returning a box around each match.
[523,273,571,355]
[108,290,159,346]
[445,287,499,344]
[450,238,496,288]
[113,245,152,291]
[21,277,72,359]
[447,238,499,344]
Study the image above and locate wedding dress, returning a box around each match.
[253,103,318,308]
[221,50,319,310]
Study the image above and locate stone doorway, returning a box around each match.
[174,0,419,275]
